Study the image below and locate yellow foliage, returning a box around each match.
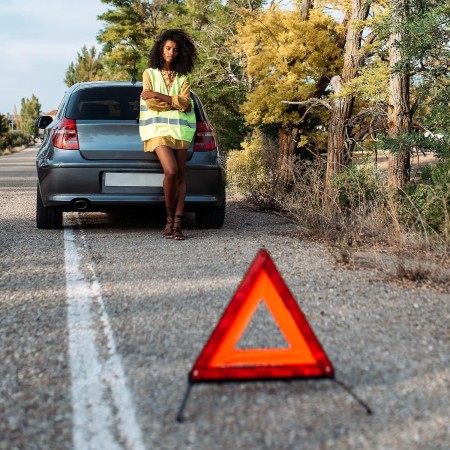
[336,56,389,103]
[231,7,343,126]
[227,129,278,201]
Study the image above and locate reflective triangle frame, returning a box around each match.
[189,249,334,382]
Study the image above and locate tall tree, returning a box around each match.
[300,0,313,19]
[97,0,183,79]
[13,105,21,133]
[95,0,260,150]
[234,6,342,157]
[384,0,450,186]
[64,46,104,87]
[171,0,260,150]
[20,95,41,137]
[325,0,372,183]
[387,0,411,188]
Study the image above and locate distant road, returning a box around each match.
[0,146,448,449]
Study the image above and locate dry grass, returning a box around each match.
[278,158,449,288]
[0,145,28,156]
[396,259,432,283]
[274,159,401,246]
[330,245,450,292]
[227,141,449,288]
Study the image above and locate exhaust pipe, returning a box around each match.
[73,199,89,211]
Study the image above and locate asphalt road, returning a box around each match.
[0,146,448,450]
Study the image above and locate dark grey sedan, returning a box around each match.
[35,81,226,229]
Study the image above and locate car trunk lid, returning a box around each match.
[76,121,193,160]
[65,84,194,161]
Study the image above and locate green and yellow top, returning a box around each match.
[142,69,192,152]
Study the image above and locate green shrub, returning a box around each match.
[0,130,31,152]
[331,163,386,210]
[227,129,283,208]
[401,159,450,238]
[9,131,31,148]
[0,134,8,149]
[420,163,433,181]
[227,127,449,245]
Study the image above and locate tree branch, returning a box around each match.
[281,98,332,110]
[362,30,377,49]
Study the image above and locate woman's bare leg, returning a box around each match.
[155,145,178,209]
[173,149,188,216]
[155,146,188,239]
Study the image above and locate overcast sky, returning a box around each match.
[0,0,108,114]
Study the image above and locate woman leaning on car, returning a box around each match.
[139,29,198,241]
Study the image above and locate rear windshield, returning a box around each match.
[65,85,202,121]
[66,86,142,120]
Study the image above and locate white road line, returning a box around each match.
[64,227,146,450]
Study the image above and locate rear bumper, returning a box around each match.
[37,150,225,210]
[43,193,221,207]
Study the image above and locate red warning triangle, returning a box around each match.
[190,249,334,382]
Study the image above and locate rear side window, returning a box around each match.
[191,93,205,122]
[55,97,67,120]
[66,86,142,120]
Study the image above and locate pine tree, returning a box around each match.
[20,95,41,137]
[96,0,183,80]
[387,0,411,188]
[382,0,450,187]
[64,46,104,87]
[95,0,258,150]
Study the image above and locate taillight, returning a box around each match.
[194,121,216,152]
[52,117,79,150]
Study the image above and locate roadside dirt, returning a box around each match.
[354,150,437,176]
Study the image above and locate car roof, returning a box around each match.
[69,80,199,98]
[71,81,144,90]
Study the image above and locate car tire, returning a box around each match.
[195,201,225,229]
[36,185,63,229]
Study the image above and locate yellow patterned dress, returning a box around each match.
[142,69,192,152]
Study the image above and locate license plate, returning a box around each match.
[104,172,164,187]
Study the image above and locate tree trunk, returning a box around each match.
[279,125,299,157]
[326,76,354,176]
[387,0,411,188]
[278,125,299,182]
[300,0,312,19]
[325,0,370,186]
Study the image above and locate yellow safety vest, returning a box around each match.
[139,68,196,143]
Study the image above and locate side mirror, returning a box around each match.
[35,115,53,129]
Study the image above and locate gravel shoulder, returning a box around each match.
[67,200,449,449]
[0,147,448,449]
[0,147,71,450]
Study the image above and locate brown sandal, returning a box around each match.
[172,214,185,240]
[163,207,174,239]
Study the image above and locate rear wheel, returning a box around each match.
[195,201,225,229]
[36,185,63,229]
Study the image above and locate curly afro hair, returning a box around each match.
[148,29,198,75]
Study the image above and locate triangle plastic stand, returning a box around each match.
[189,249,334,382]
